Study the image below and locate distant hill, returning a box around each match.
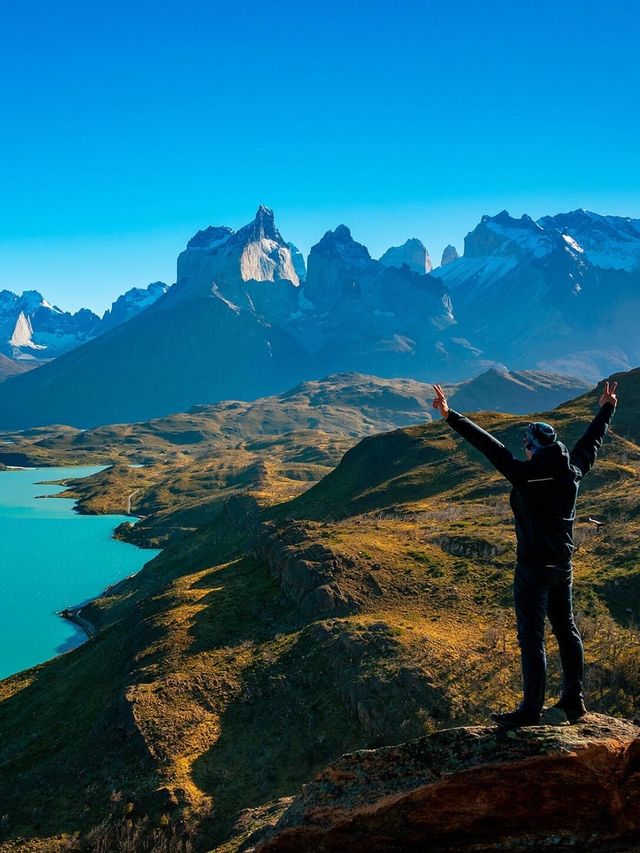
[449,367,592,414]
[0,352,33,381]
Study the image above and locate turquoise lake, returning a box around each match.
[0,466,160,680]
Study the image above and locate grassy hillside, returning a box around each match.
[0,369,638,852]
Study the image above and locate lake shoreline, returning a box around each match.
[58,567,142,639]
[0,464,159,679]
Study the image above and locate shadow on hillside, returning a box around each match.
[188,605,456,847]
[189,625,366,846]
[187,555,310,654]
[0,620,159,844]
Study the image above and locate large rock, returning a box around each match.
[253,715,640,852]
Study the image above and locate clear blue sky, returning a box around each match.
[1,0,639,313]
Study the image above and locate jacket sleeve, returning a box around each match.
[446,409,527,486]
[569,402,615,477]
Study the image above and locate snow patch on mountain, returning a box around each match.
[432,255,519,294]
[9,312,45,351]
[562,234,584,253]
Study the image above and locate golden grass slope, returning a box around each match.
[0,368,638,852]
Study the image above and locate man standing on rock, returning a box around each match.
[431,381,618,728]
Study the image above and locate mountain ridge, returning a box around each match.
[0,205,638,429]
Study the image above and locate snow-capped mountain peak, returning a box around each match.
[539,210,640,272]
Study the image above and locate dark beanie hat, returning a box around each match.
[525,421,557,450]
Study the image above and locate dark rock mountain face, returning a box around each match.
[289,225,456,377]
[0,206,638,429]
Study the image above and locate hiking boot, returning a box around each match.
[551,697,588,723]
[491,708,542,729]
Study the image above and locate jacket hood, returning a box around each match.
[531,441,573,472]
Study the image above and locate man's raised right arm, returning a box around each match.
[432,384,523,484]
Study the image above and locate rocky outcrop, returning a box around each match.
[379,238,432,275]
[432,533,504,560]
[253,715,640,852]
[253,520,360,616]
[174,205,301,308]
[303,225,377,309]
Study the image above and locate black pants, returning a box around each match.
[514,561,584,713]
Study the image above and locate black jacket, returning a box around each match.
[446,403,615,567]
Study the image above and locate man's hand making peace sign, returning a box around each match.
[599,380,618,409]
[432,384,450,420]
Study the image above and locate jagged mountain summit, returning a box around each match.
[0,208,461,428]
[379,238,432,274]
[99,281,169,333]
[440,244,459,266]
[292,224,456,375]
[0,281,170,362]
[0,290,100,361]
[539,209,640,272]
[0,204,639,429]
[0,208,312,428]
[433,209,640,380]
